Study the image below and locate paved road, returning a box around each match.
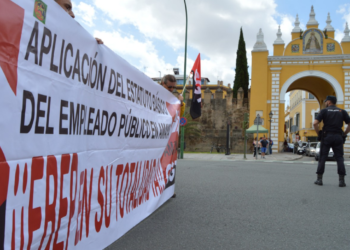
[105,159,350,250]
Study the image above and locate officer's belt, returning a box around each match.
[323,131,343,135]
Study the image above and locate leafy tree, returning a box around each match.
[233,28,249,98]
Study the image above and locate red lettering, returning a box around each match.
[131,162,141,209]
[139,161,148,205]
[28,157,44,250]
[14,164,19,196]
[11,210,15,249]
[39,156,58,250]
[152,168,162,197]
[95,166,105,232]
[125,163,135,214]
[115,164,123,222]
[74,171,85,245]
[119,163,129,218]
[21,207,25,250]
[53,154,70,250]
[81,169,93,238]
[0,147,10,249]
[65,153,78,250]
[104,166,112,228]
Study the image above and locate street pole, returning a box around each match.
[256,114,260,160]
[180,0,188,159]
[243,113,248,159]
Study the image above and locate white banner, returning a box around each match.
[0,0,180,249]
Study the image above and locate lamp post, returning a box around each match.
[255,114,260,160]
[268,111,273,154]
[225,120,231,155]
[180,0,188,159]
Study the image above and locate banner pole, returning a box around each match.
[180,0,188,160]
[181,74,191,96]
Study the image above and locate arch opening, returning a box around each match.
[280,70,344,105]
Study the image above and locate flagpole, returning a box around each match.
[181,73,191,96]
[180,0,188,159]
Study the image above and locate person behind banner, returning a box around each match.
[313,95,350,187]
[54,0,103,44]
[160,74,185,117]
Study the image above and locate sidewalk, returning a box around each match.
[181,152,303,162]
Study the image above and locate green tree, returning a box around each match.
[233,28,249,98]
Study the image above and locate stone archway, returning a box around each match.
[268,70,345,152]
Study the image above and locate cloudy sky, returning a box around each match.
[72,0,350,92]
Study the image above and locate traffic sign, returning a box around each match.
[254,118,262,125]
[180,117,187,126]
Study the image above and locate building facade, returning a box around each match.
[152,76,232,99]
[250,6,350,154]
[287,90,319,142]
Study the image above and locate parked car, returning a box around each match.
[305,142,318,157]
[314,142,335,161]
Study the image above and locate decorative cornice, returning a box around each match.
[268,54,350,61]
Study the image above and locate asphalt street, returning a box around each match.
[105,159,350,250]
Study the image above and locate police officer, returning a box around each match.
[313,96,350,187]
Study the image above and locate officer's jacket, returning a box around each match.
[316,105,350,133]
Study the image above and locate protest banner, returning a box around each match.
[0,0,180,249]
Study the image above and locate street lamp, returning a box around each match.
[180,0,188,159]
[269,111,273,154]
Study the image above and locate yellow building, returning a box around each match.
[287,90,319,142]
[250,6,350,153]
[152,76,232,99]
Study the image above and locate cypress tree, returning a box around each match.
[233,28,249,98]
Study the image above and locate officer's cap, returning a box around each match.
[324,95,337,104]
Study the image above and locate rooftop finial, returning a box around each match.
[342,22,350,42]
[274,25,284,44]
[253,28,268,51]
[292,14,301,33]
[307,5,318,26]
[325,13,334,31]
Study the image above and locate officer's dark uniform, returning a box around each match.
[315,96,350,186]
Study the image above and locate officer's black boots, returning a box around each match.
[339,175,346,187]
[314,174,323,186]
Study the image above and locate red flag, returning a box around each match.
[0,0,25,95]
[190,53,201,119]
